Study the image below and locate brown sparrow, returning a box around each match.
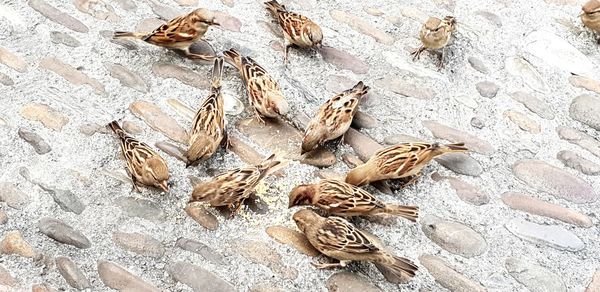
[113,8,219,61]
[289,179,418,221]
[345,142,468,186]
[186,57,227,167]
[107,121,170,192]
[293,209,418,283]
[264,0,323,64]
[189,154,283,217]
[223,48,289,122]
[582,0,600,43]
[301,81,368,154]
[411,16,456,68]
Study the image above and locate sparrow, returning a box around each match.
[289,179,419,222]
[186,57,227,167]
[107,121,170,192]
[264,0,323,64]
[301,81,369,154]
[581,0,600,43]
[345,142,468,186]
[113,8,219,61]
[189,154,283,217]
[223,48,289,122]
[411,16,456,68]
[293,209,418,283]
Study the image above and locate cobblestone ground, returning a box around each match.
[1,0,599,291]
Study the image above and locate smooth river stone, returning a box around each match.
[435,153,483,177]
[152,62,209,89]
[0,183,30,209]
[185,203,219,231]
[501,192,592,228]
[114,197,166,222]
[374,76,437,100]
[236,118,336,167]
[570,94,600,131]
[505,56,549,93]
[0,265,17,287]
[175,237,225,265]
[509,91,554,120]
[98,260,159,292]
[504,110,541,133]
[329,10,395,45]
[266,226,319,256]
[50,31,81,47]
[326,272,382,292]
[18,128,51,154]
[556,126,600,158]
[421,215,487,257]
[569,75,600,94]
[38,218,91,249]
[20,103,69,131]
[423,120,495,155]
[129,101,188,144]
[505,218,584,251]
[0,230,38,258]
[28,0,89,32]
[40,57,104,94]
[55,256,91,290]
[0,47,27,72]
[112,232,165,258]
[512,159,597,203]
[318,46,369,74]
[343,128,383,161]
[73,0,119,22]
[235,241,298,280]
[557,150,600,175]
[525,30,593,76]
[419,254,486,292]
[214,11,242,32]
[587,271,600,292]
[104,62,148,93]
[505,258,566,292]
[167,261,235,292]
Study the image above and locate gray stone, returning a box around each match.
[318,46,369,74]
[0,183,29,209]
[470,117,484,129]
[421,215,487,257]
[557,126,600,158]
[475,81,499,98]
[513,159,597,203]
[36,183,85,214]
[167,261,235,292]
[105,62,148,93]
[18,128,51,154]
[435,153,483,177]
[38,218,91,249]
[505,218,585,251]
[423,120,496,155]
[0,72,13,86]
[375,76,436,99]
[344,128,383,161]
[50,31,80,47]
[0,211,6,224]
[28,0,88,32]
[97,260,159,291]
[419,255,486,292]
[557,150,600,175]
[114,197,166,222]
[570,94,600,130]
[509,91,554,120]
[235,240,298,280]
[446,177,490,205]
[468,56,489,74]
[176,237,226,265]
[505,257,566,292]
[326,272,382,292]
[56,256,90,290]
[352,112,378,129]
[40,57,104,94]
[112,232,165,258]
[501,192,592,228]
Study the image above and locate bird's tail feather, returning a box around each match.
[385,204,419,222]
[265,0,287,15]
[223,48,242,70]
[210,57,224,91]
[113,31,146,40]
[374,255,418,284]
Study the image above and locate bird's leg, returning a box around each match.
[229,199,245,219]
[411,46,426,61]
[254,110,267,125]
[182,48,216,62]
[391,174,421,190]
[284,43,291,66]
[437,47,446,69]
[312,260,350,269]
[220,128,230,150]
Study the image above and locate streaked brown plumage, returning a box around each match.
[186,57,226,167]
[113,8,218,61]
[301,82,369,154]
[345,142,468,186]
[189,154,283,217]
[223,48,289,121]
[289,179,418,222]
[264,0,323,64]
[582,0,600,43]
[293,209,418,283]
[107,121,170,192]
[411,16,456,68]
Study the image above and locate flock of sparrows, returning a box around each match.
[103,0,599,284]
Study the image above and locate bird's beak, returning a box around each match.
[159,181,169,193]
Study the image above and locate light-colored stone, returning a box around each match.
[419,254,486,292]
[176,237,225,265]
[468,56,489,74]
[0,47,27,72]
[38,218,91,249]
[505,56,549,93]
[326,272,382,292]
[375,76,436,99]
[112,232,165,258]
[20,103,69,131]
[266,226,319,256]
[557,150,600,175]
[569,75,600,94]
[40,57,104,94]
[423,120,495,155]
[505,218,585,251]
[235,240,298,280]
[152,62,209,89]
[435,153,483,177]
[28,0,88,32]
[505,257,566,292]
[570,94,600,131]
[0,230,38,258]
[56,256,91,290]
[0,183,29,209]
[513,159,597,203]
[105,63,148,93]
[525,30,593,76]
[509,91,554,120]
[318,46,369,74]
[557,126,600,158]
[98,260,159,291]
[185,203,219,231]
[504,110,541,133]
[167,261,235,292]
[587,271,600,292]
[50,31,80,47]
[330,10,395,45]
[73,0,120,22]
[502,192,592,227]
[129,101,188,144]
[475,81,499,98]
[421,215,487,257]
